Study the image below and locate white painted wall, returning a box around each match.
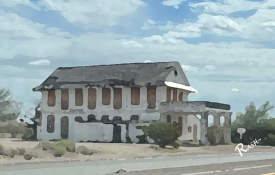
[37,86,168,142]
[178,114,201,141]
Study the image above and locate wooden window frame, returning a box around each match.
[102,88,111,105]
[47,90,56,107]
[147,86,156,109]
[75,88,83,106]
[61,89,69,110]
[47,115,55,133]
[178,91,183,101]
[113,88,122,109]
[173,88,177,102]
[131,87,140,105]
[166,87,172,102]
[88,88,97,109]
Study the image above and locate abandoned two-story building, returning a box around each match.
[33,61,232,144]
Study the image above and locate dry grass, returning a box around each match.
[0,138,274,165]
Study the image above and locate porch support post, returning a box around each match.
[213,112,220,127]
[200,112,209,145]
[223,112,232,144]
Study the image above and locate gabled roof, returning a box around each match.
[33,61,190,91]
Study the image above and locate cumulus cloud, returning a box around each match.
[162,0,186,9]
[0,0,40,10]
[232,88,240,92]
[39,0,145,27]
[181,65,199,72]
[29,59,51,66]
[190,0,275,15]
[122,40,143,48]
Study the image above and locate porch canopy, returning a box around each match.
[159,101,232,145]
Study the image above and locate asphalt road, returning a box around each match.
[1,151,275,175]
[119,159,275,175]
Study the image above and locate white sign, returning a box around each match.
[237,128,246,139]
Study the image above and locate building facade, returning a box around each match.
[33,61,232,144]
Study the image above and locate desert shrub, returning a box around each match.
[171,140,181,149]
[5,148,18,158]
[22,128,34,140]
[267,134,275,146]
[0,124,25,138]
[207,126,224,145]
[142,122,180,148]
[23,153,33,160]
[56,139,76,152]
[76,146,94,155]
[17,148,26,155]
[38,141,52,151]
[51,144,66,157]
[0,144,4,155]
[23,151,37,160]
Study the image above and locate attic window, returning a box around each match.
[174,70,178,76]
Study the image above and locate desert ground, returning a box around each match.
[1,138,275,166]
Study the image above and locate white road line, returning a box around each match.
[182,170,220,175]
[182,164,272,175]
[233,164,272,171]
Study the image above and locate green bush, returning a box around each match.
[0,144,4,155]
[22,128,34,140]
[76,146,94,155]
[171,140,181,149]
[142,122,180,148]
[267,134,275,146]
[207,126,224,145]
[56,140,76,152]
[0,124,25,138]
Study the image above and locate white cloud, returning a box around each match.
[232,88,240,92]
[162,0,186,9]
[141,19,157,30]
[144,60,153,63]
[204,65,216,71]
[40,0,145,27]
[190,0,275,15]
[29,59,51,66]
[122,40,143,48]
[0,11,72,59]
[0,0,40,10]
[181,65,199,72]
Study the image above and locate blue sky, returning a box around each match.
[0,0,275,117]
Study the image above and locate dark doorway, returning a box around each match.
[61,116,69,139]
[112,124,121,143]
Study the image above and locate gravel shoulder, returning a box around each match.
[0,138,274,165]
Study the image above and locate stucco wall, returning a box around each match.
[37,86,170,142]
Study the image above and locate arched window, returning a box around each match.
[47,115,55,133]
